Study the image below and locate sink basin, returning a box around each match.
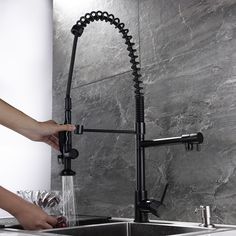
[44,222,212,236]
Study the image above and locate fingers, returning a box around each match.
[39,120,76,150]
[57,124,76,132]
[47,215,58,228]
[41,120,76,134]
[46,135,59,150]
[39,222,53,230]
[35,216,57,230]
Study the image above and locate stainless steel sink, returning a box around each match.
[44,222,212,236]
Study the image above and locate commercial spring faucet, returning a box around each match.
[58,11,204,223]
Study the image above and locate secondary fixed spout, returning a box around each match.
[58,10,204,223]
[141,132,203,150]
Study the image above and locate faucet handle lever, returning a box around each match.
[139,199,162,217]
[147,199,162,217]
[160,183,169,204]
[139,183,169,218]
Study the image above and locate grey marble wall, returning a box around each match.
[52,0,236,224]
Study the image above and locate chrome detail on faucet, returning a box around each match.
[195,205,215,228]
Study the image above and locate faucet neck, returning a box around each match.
[66,35,79,98]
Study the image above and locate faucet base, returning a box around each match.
[199,223,215,228]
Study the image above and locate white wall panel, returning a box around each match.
[0,0,52,217]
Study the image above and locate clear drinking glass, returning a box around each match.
[17,190,70,227]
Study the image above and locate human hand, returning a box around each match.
[14,199,57,230]
[0,99,75,150]
[29,120,75,150]
[0,186,57,230]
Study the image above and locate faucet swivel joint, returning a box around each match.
[71,24,84,37]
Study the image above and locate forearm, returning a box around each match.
[0,99,39,140]
[0,186,57,230]
[0,186,26,217]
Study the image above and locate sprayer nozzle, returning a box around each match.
[60,169,76,176]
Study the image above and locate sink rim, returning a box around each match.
[42,221,217,236]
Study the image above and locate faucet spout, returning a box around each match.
[140,132,203,150]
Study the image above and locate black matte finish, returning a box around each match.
[59,10,204,222]
[74,125,136,134]
[140,132,203,148]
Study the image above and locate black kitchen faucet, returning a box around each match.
[58,11,204,223]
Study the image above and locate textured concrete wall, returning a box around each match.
[52,0,236,224]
